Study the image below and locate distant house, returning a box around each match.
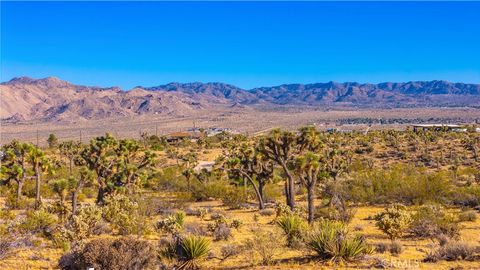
[411,124,466,132]
[166,131,204,143]
[187,127,239,137]
[194,161,215,173]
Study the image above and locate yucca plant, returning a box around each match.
[276,214,306,247]
[307,219,373,262]
[175,211,186,227]
[178,235,210,270]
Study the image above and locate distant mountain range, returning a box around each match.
[1,76,480,122]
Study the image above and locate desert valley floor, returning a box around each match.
[2,107,480,145]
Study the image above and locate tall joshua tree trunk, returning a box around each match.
[307,184,315,223]
[34,165,42,209]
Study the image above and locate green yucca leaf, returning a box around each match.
[178,235,210,270]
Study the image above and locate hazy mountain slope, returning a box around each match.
[249,81,480,106]
[1,77,479,123]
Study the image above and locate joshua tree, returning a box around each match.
[463,135,480,162]
[322,136,351,208]
[59,140,82,176]
[52,178,69,221]
[81,134,155,204]
[1,141,32,207]
[80,133,118,204]
[28,145,53,209]
[226,143,274,210]
[259,129,297,210]
[69,167,94,215]
[294,151,325,223]
[47,133,59,148]
[113,139,156,193]
[180,151,198,191]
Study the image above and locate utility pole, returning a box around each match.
[155,125,158,137]
[36,129,39,147]
[79,130,82,143]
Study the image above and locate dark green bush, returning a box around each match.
[345,165,453,205]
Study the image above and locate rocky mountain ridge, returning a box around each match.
[1,76,479,122]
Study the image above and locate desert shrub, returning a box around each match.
[435,234,451,246]
[259,209,275,216]
[409,204,461,239]
[459,210,477,222]
[190,181,229,201]
[275,203,293,218]
[374,204,412,240]
[277,214,306,247]
[221,188,247,209]
[5,192,31,209]
[103,193,143,235]
[230,218,242,230]
[58,237,157,270]
[185,207,209,220]
[424,241,476,262]
[353,225,363,231]
[0,237,13,260]
[0,209,16,236]
[346,166,453,205]
[262,184,283,203]
[156,211,186,234]
[159,235,210,270]
[179,235,210,269]
[389,240,403,256]
[210,211,227,221]
[219,244,242,261]
[184,222,208,236]
[315,205,357,224]
[375,242,388,254]
[244,230,283,265]
[276,214,306,247]
[452,186,480,207]
[136,197,166,217]
[213,223,232,241]
[274,203,306,220]
[307,219,373,262]
[60,205,103,244]
[20,209,57,237]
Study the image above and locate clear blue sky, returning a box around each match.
[1,1,480,89]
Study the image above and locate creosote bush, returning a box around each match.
[409,204,461,239]
[20,208,57,237]
[244,230,283,266]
